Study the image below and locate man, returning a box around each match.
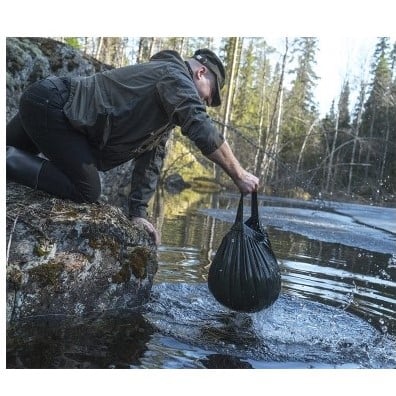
[7,48,259,245]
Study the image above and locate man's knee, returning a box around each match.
[67,163,102,204]
[75,182,101,204]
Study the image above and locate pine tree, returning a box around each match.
[281,37,319,190]
[360,37,393,199]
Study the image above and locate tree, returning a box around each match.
[281,37,319,189]
[360,37,393,198]
[347,80,367,195]
[214,37,241,182]
[256,38,288,185]
[95,37,128,67]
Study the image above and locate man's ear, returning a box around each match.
[196,66,207,80]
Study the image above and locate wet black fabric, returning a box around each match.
[7,77,101,203]
[208,193,281,312]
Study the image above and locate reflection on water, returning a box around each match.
[6,311,155,369]
[6,191,396,368]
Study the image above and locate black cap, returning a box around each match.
[193,49,225,107]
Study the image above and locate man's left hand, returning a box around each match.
[130,217,161,246]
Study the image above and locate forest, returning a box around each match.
[58,37,396,204]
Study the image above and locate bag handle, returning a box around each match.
[251,191,259,221]
[234,192,259,225]
[235,193,245,224]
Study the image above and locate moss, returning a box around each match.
[51,201,80,219]
[112,265,130,284]
[34,238,53,257]
[130,247,151,279]
[7,268,23,289]
[112,247,151,284]
[29,261,64,287]
[88,235,120,256]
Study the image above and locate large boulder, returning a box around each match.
[6,183,158,323]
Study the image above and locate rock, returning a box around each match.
[163,173,191,193]
[6,183,158,323]
[6,37,112,121]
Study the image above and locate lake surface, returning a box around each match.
[6,192,396,369]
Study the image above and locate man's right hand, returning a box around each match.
[206,141,259,194]
[234,168,259,194]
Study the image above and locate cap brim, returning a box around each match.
[211,78,221,107]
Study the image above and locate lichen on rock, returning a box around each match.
[6,183,158,323]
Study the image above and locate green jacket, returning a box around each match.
[63,50,224,218]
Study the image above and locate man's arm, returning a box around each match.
[156,71,258,193]
[206,141,259,194]
[128,132,170,245]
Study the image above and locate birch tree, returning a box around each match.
[257,38,288,184]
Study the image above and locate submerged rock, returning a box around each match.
[6,183,158,323]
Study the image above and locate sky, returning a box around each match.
[228,36,388,117]
[314,37,380,116]
[2,2,394,118]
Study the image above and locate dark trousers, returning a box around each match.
[6,77,101,203]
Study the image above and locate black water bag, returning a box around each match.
[208,192,281,312]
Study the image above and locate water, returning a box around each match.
[6,192,396,369]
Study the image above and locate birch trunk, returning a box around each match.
[272,86,284,181]
[215,37,240,182]
[254,70,267,174]
[296,119,318,172]
[347,98,364,194]
[95,37,103,60]
[325,110,340,192]
[259,38,288,185]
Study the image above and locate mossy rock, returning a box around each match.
[6,182,158,322]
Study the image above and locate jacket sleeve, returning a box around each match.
[156,70,224,155]
[128,131,170,219]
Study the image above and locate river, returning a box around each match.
[6,191,396,369]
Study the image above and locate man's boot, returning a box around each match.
[6,146,46,189]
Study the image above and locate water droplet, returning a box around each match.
[387,255,396,268]
[380,269,391,280]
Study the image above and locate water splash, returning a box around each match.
[144,282,396,368]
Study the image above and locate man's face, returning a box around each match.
[194,67,216,107]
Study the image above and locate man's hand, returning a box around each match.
[206,141,259,194]
[130,217,161,246]
[233,169,259,194]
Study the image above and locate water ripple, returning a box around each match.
[144,282,396,368]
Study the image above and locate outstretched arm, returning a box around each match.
[206,141,259,194]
